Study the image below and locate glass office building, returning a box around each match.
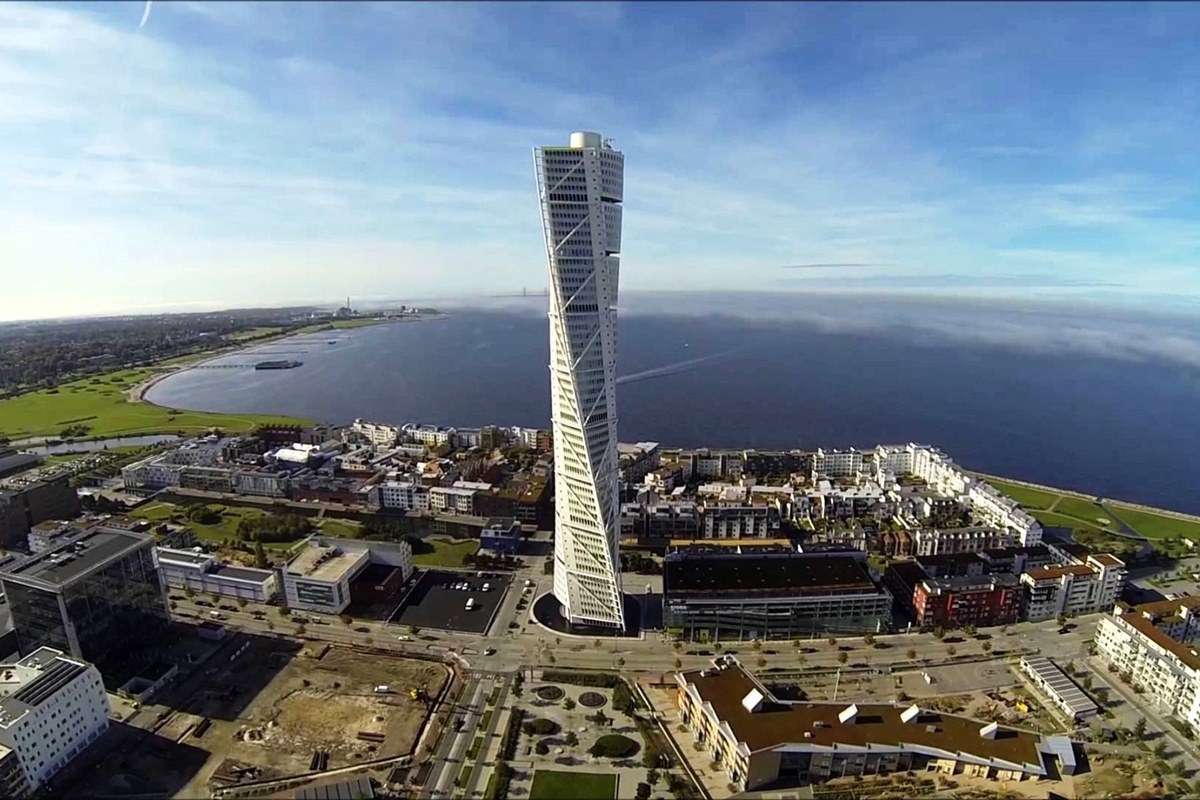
[0,526,168,676]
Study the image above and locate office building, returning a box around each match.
[155,548,278,602]
[282,536,412,614]
[664,550,892,639]
[0,647,109,794]
[479,517,522,555]
[0,526,167,670]
[675,656,1072,791]
[0,476,80,551]
[535,130,625,631]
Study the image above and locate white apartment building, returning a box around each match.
[535,130,625,630]
[351,418,401,448]
[1021,554,1126,621]
[814,448,864,478]
[429,486,477,515]
[377,481,430,512]
[282,536,412,614]
[121,456,184,491]
[913,526,1014,556]
[0,647,110,792]
[402,424,456,448]
[1095,598,1200,735]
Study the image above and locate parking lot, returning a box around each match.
[392,569,511,634]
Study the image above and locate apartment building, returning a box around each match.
[703,505,780,539]
[1095,598,1200,735]
[0,475,81,550]
[675,656,1070,792]
[375,481,430,512]
[0,647,110,794]
[429,486,477,515]
[401,424,456,448]
[351,418,401,447]
[912,526,1013,557]
[1021,554,1126,621]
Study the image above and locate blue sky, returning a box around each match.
[2,1,1199,320]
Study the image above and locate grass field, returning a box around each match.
[315,518,362,537]
[529,771,616,800]
[988,476,1200,545]
[225,326,285,341]
[330,318,389,329]
[412,537,479,567]
[984,478,1059,510]
[131,501,309,550]
[1106,505,1200,541]
[0,364,308,440]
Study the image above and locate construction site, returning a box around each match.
[76,635,450,798]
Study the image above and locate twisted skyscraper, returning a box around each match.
[534,131,625,631]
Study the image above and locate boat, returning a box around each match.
[254,360,302,370]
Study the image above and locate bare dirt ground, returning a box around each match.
[84,637,448,799]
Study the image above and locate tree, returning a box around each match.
[982,641,992,655]
[1134,717,1148,738]
[635,782,651,800]
[837,651,849,665]
[564,698,576,711]
[947,645,957,657]
[674,657,683,670]
[963,623,977,638]
[565,731,579,747]
[253,540,268,569]
[828,636,838,647]
[932,626,946,640]
[906,648,918,661]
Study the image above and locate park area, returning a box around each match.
[0,364,305,440]
[131,499,361,553]
[986,477,1200,546]
[530,770,617,800]
[411,536,479,567]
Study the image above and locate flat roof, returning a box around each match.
[285,543,363,582]
[156,548,213,567]
[1026,564,1095,581]
[681,661,1044,769]
[1020,657,1098,718]
[1,526,153,589]
[213,564,274,584]
[665,552,878,597]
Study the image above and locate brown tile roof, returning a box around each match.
[1123,612,1200,672]
[1089,553,1125,568]
[1025,564,1095,581]
[681,663,1044,770]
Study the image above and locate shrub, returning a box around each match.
[589,733,640,759]
[535,739,549,755]
[522,717,560,737]
[541,671,622,688]
[498,709,525,760]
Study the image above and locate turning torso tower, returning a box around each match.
[534,131,625,631]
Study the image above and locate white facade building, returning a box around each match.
[402,424,456,448]
[377,481,430,512]
[282,536,412,615]
[429,486,477,515]
[1095,598,1200,735]
[351,418,401,447]
[0,647,110,792]
[1021,554,1126,621]
[535,130,625,630]
[155,548,278,602]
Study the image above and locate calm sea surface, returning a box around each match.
[147,294,1200,513]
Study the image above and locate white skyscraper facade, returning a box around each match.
[534,131,625,631]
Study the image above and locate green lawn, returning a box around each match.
[412,538,479,567]
[1106,505,1200,541]
[984,478,1059,510]
[0,364,308,440]
[130,501,308,549]
[529,771,616,800]
[989,475,1200,548]
[316,518,362,538]
[1053,495,1114,526]
[224,326,285,341]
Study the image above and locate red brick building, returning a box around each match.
[912,573,1021,628]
